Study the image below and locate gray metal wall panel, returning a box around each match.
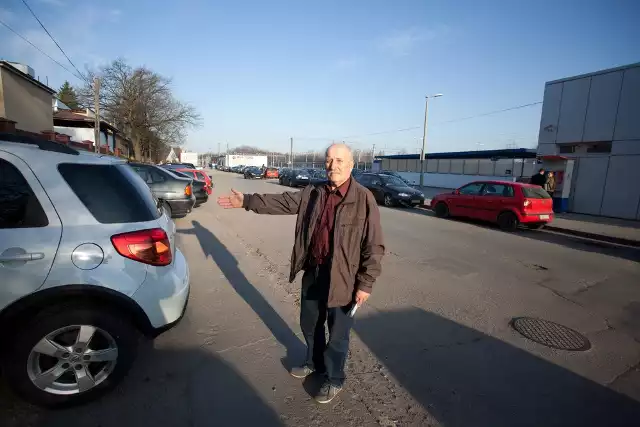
[438,159,451,173]
[494,159,514,175]
[583,71,623,142]
[463,159,479,175]
[571,157,608,215]
[389,159,399,171]
[478,159,494,175]
[612,140,640,155]
[557,78,591,143]
[450,159,464,174]
[614,67,640,140]
[537,143,557,155]
[407,159,419,172]
[600,156,640,219]
[538,83,563,144]
[381,159,391,170]
[426,159,438,173]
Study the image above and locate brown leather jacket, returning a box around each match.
[242,179,385,307]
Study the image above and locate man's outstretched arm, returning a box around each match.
[217,188,301,215]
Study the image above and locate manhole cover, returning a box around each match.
[510,317,591,351]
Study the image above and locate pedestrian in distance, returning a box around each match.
[545,171,556,197]
[217,143,385,404]
[530,168,547,187]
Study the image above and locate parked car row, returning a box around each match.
[128,162,212,217]
[0,133,190,408]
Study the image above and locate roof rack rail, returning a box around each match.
[0,132,79,155]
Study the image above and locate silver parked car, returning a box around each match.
[0,134,190,407]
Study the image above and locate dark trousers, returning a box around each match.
[300,266,355,387]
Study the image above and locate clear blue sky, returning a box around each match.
[1,0,638,154]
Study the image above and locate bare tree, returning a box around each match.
[78,59,201,161]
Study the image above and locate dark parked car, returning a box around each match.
[230,165,245,173]
[280,168,311,187]
[128,163,196,217]
[161,162,197,170]
[171,170,209,207]
[380,170,412,185]
[308,169,327,185]
[278,168,292,184]
[356,173,425,207]
[244,166,263,179]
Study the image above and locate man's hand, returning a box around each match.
[217,189,244,209]
[354,289,370,306]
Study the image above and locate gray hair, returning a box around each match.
[325,143,354,162]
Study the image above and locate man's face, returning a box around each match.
[325,145,354,185]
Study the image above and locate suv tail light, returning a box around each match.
[523,199,532,209]
[111,228,172,266]
[185,185,192,196]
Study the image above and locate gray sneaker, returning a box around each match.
[314,381,342,404]
[290,365,315,379]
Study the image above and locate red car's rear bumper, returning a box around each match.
[519,213,554,224]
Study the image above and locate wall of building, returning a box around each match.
[536,63,640,219]
[0,69,53,133]
[380,157,536,189]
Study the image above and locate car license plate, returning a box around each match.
[412,199,421,203]
[539,214,550,220]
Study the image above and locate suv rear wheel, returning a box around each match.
[3,304,139,408]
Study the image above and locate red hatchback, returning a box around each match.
[177,168,213,194]
[430,181,554,231]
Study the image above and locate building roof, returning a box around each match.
[0,61,56,94]
[376,148,537,160]
[546,62,640,85]
[53,110,119,133]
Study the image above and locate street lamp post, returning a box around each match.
[419,93,443,187]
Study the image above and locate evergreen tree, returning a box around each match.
[57,81,79,108]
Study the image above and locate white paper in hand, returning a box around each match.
[348,303,360,318]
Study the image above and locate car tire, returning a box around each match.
[2,304,139,408]
[525,223,546,230]
[383,193,395,207]
[498,212,519,232]
[434,202,449,218]
[163,201,173,218]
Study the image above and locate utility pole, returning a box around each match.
[226,142,229,154]
[371,144,376,171]
[218,142,221,156]
[420,93,443,187]
[312,151,316,168]
[290,137,293,167]
[93,77,101,153]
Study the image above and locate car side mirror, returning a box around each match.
[454,189,460,195]
[209,175,213,180]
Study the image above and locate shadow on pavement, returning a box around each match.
[180,220,305,365]
[5,344,283,427]
[355,307,640,427]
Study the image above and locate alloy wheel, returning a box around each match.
[27,325,118,395]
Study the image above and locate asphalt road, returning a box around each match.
[3,170,640,427]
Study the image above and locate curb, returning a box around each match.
[417,204,639,248]
[544,225,640,248]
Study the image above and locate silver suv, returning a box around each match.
[0,134,190,407]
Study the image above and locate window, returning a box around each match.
[380,176,406,186]
[358,175,372,185]
[522,186,551,199]
[587,142,612,153]
[458,183,484,195]
[0,159,48,228]
[559,145,576,154]
[59,163,160,224]
[482,184,514,197]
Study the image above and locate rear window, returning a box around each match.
[522,186,552,199]
[58,163,161,224]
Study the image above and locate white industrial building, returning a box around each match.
[537,62,640,220]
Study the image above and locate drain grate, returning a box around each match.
[510,317,591,351]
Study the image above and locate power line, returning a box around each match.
[0,18,81,80]
[295,101,542,142]
[19,0,85,81]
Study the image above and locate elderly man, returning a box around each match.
[217,143,384,403]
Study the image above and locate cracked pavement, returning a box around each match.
[2,170,640,427]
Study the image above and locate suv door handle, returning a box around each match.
[0,252,44,262]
